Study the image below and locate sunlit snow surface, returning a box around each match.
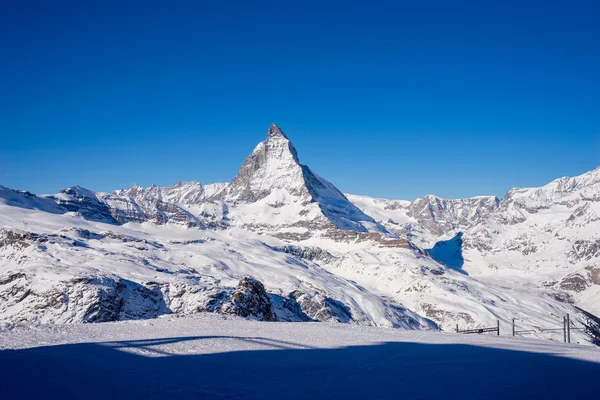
[1,125,599,346]
[2,186,596,343]
[1,315,599,399]
[348,167,600,317]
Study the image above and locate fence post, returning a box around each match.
[563,316,567,343]
[497,320,500,336]
[567,313,571,344]
[456,324,459,333]
[512,318,515,336]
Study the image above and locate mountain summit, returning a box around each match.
[267,122,289,139]
[222,124,388,235]
[225,123,303,203]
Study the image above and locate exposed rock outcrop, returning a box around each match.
[220,277,276,321]
[268,245,334,262]
[285,290,353,323]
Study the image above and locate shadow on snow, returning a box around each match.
[1,335,599,399]
[426,232,466,274]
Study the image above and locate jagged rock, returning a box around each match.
[268,245,334,262]
[0,229,45,249]
[551,291,575,304]
[407,195,499,236]
[160,282,231,314]
[35,183,228,229]
[0,274,126,323]
[557,266,600,295]
[220,277,276,321]
[569,239,600,261]
[117,281,167,320]
[47,186,119,224]
[286,290,353,323]
[559,273,590,292]
[0,270,238,324]
[105,185,206,227]
[586,266,600,285]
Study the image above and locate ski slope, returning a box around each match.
[1,314,599,399]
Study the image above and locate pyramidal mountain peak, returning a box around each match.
[220,124,389,235]
[267,122,288,139]
[223,124,304,202]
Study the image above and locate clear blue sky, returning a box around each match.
[1,0,599,200]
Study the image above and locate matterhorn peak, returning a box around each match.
[267,123,288,139]
[223,124,303,203]
[220,124,389,235]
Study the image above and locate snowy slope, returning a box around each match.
[0,189,431,329]
[347,168,600,317]
[1,124,599,346]
[462,167,600,315]
[1,315,599,399]
[2,180,594,341]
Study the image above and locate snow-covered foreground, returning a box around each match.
[1,315,599,399]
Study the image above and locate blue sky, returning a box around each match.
[1,0,599,200]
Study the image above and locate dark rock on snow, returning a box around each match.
[220,277,276,321]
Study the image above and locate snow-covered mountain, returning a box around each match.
[347,193,499,245]
[463,167,600,316]
[1,124,599,344]
[215,124,388,238]
[348,167,600,318]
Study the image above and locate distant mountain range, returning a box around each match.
[1,124,598,344]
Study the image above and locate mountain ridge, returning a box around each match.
[1,125,599,343]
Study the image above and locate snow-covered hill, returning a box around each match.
[0,196,431,328]
[1,124,599,345]
[348,167,600,318]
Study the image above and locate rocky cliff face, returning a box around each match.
[35,183,229,229]
[45,186,119,224]
[220,277,276,321]
[407,195,499,237]
[346,193,499,246]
